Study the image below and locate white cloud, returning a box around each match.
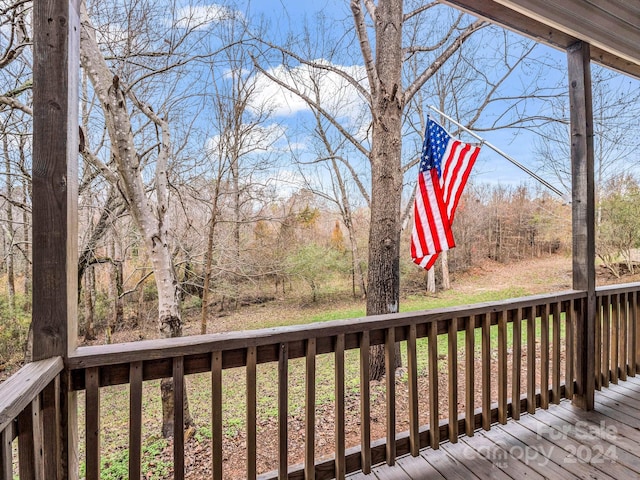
[250,60,370,131]
[174,4,241,30]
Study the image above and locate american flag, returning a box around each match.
[411,117,481,270]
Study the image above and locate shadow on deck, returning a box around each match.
[351,376,640,479]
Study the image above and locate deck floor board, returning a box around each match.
[349,376,640,479]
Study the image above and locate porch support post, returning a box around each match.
[32,0,80,477]
[568,41,596,411]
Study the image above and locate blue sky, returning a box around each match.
[171,1,639,200]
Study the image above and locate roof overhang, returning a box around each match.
[440,0,640,78]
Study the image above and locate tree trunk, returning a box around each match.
[21,168,30,296]
[365,0,404,381]
[84,266,96,340]
[79,4,193,436]
[3,136,15,315]
[441,250,451,290]
[201,179,222,334]
[426,267,436,293]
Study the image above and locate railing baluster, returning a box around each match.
[540,303,550,409]
[512,308,522,420]
[129,361,143,480]
[498,311,507,425]
[0,423,12,480]
[335,334,346,479]
[429,321,439,448]
[595,296,602,390]
[41,376,60,480]
[632,291,638,376]
[407,324,419,456]
[603,294,610,387]
[359,332,371,474]
[565,301,574,398]
[18,397,41,480]
[304,340,315,480]
[173,357,185,480]
[527,308,536,414]
[481,313,491,430]
[448,317,459,441]
[552,302,561,404]
[385,328,396,465]
[620,293,628,381]
[212,352,223,480]
[465,316,475,436]
[278,343,289,480]
[247,346,257,480]
[85,367,100,480]
[611,293,619,384]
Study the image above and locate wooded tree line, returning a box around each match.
[1,0,638,431]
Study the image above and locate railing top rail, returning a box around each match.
[596,281,640,296]
[68,289,585,371]
[0,356,63,432]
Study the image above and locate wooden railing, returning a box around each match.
[596,285,640,389]
[0,356,64,480]
[4,284,639,479]
[66,288,592,480]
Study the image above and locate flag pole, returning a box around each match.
[428,105,567,201]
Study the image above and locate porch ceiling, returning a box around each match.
[440,0,640,78]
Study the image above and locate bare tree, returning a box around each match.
[251,0,562,378]
[79,0,200,436]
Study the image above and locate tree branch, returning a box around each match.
[350,0,378,100]
[403,19,486,106]
[251,55,370,158]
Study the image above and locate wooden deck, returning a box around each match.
[349,376,640,480]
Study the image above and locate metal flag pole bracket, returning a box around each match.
[428,105,569,203]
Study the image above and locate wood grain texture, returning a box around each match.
[511,309,522,420]
[278,343,288,480]
[41,377,61,480]
[448,318,459,440]
[602,295,611,387]
[611,294,619,384]
[173,358,184,480]
[565,300,575,398]
[385,328,396,465]
[481,314,491,430]
[497,311,507,424]
[359,331,371,474]
[619,293,628,381]
[0,357,63,433]
[0,422,12,480]
[32,0,79,362]
[428,322,439,448]
[568,40,596,411]
[128,362,143,480]
[552,302,561,404]
[407,324,419,455]
[595,296,602,390]
[335,335,345,479]
[212,352,223,480]
[247,346,257,480]
[527,312,536,414]
[465,317,475,436]
[540,303,550,409]
[85,368,100,480]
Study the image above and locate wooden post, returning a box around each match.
[568,41,595,411]
[32,0,80,477]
